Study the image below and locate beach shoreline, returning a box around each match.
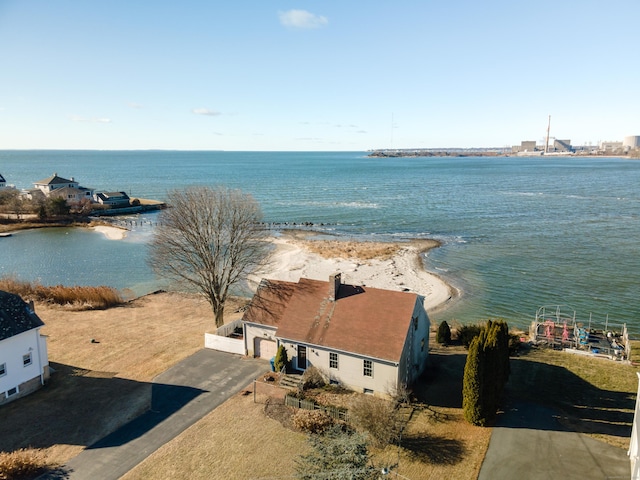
[250,229,455,312]
[8,223,455,313]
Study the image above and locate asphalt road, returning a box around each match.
[40,349,267,480]
[478,401,631,480]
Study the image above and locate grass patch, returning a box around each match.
[0,276,123,309]
[507,345,639,448]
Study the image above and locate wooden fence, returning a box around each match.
[284,393,349,422]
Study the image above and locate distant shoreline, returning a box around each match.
[368,148,638,159]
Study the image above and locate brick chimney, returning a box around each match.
[329,273,341,301]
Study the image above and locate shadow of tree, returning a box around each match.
[401,434,466,465]
[413,351,468,409]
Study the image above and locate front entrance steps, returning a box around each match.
[279,373,302,390]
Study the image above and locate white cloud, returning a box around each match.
[128,102,143,109]
[279,10,328,29]
[70,115,112,123]
[193,108,221,116]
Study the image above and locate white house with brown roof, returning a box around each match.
[0,291,49,405]
[241,273,430,396]
[33,173,93,204]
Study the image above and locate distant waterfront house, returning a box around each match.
[94,191,131,207]
[241,273,430,396]
[33,173,80,195]
[49,185,94,204]
[0,291,50,406]
[0,173,6,189]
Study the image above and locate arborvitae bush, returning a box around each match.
[462,320,511,426]
[274,345,288,373]
[463,331,486,425]
[436,320,452,344]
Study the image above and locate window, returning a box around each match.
[329,352,338,369]
[7,387,18,397]
[0,363,5,377]
[23,353,32,367]
[413,316,419,331]
[363,359,373,377]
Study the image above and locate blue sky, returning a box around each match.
[0,1,638,151]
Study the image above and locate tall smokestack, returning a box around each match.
[329,273,341,301]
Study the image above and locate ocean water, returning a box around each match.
[1,151,638,331]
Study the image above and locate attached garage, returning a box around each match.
[254,338,277,359]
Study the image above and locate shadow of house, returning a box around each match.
[505,357,635,439]
[0,362,205,453]
[415,348,634,440]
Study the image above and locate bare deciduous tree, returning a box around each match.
[148,186,270,328]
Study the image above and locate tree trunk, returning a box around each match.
[214,305,225,329]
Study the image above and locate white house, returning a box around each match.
[0,291,50,405]
[33,173,80,195]
[241,273,430,397]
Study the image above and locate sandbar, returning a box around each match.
[250,232,454,312]
[93,225,128,240]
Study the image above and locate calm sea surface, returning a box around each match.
[1,151,638,331]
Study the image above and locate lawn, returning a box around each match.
[0,291,249,467]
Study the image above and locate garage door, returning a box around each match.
[255,338,277,359]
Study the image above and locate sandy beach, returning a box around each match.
[250,231,453,312]
[91,225,453,312]
[93,224,128,240]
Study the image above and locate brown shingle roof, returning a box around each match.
[244,277,419,363]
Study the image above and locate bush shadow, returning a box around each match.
[401,434,466,465]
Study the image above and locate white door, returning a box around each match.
[255,338,277,359]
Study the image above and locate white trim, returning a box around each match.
[6,386,18,397]
[23,353,32,367]
[0,363,6,377]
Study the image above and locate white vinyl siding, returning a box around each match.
[0,363,5,377]
[23,353,32,367]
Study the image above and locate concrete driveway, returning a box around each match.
[41,349,267,480]
[478,401,630,480]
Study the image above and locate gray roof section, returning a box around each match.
[0,291,45,341]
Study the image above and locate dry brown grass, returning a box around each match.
[121,393,308,480]
[0,276,123,309]
[294,236,440,262]
[0,448,52,480]
[0,292,249,469]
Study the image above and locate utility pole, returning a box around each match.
[544,115,551,154]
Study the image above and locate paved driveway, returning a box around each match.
[478,401,630,480]
[41,349,267,480]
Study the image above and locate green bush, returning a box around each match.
[274,345,288,373]
[436,320,452,344]
[457,323,483,348]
